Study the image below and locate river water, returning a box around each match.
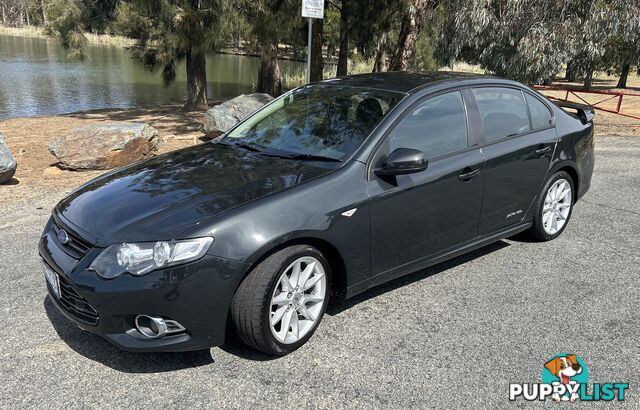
[0,34,306,120]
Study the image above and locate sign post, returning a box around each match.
[301,0,325,83]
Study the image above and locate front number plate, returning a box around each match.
[43,261,61,299]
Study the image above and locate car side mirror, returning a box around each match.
[374,148,428,176]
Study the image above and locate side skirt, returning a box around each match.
[345,222,532,299]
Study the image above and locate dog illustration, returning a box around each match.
[544,355,583,402]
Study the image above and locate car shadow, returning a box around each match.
[506,231,539,243]
[218,330,280,361]
[43,296,214,373]
[220,240,510,361]
[45,240,509,367]
[326,240,510,316]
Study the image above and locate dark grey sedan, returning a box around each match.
[40,72,594,355]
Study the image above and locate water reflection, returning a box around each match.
[0,34,306,120]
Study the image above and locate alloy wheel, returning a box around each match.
[269,256,326,344]
[542,178,572,235]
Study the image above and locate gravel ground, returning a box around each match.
[0,136,638,408]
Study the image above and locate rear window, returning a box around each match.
[473,87,531,143]
[525,93,553,130]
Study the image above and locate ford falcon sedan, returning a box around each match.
[40,72,594,355]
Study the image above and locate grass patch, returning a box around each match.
[0,25,135,47]
[0,25,47,38]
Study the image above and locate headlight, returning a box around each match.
[89,237,213,279]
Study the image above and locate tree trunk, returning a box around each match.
[565,60,576,81]
[257,43,281,96]
[183,49,208,111]
[336,0,349,77]
[373,31,389,72]
[310,18,324,82]
[41,0,48,25]
[388,0,428,71]
[582,66,594,90]
[617,61,631,88]
[25,4,30,26]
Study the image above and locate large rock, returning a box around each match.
[0,134,17,184]
[203,93,273,134]
[49,123,160,170]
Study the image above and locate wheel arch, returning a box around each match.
[243,236,348,297]
[552,163,579,200]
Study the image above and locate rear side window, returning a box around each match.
[389,91,468,159]
[525,93,553,129]
[473,87,531,143]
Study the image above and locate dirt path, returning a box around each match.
[0,105,212,204]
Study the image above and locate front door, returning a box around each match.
[471,87,557,234]
[368,90,484,277]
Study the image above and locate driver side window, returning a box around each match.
[389,91,469,159]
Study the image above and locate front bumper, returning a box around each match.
[39,218,250,352]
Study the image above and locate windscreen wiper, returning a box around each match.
[217,140,263,152]
[217,141,341,162]
[261,152,343,163]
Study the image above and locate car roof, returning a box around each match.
[316,71,501,94]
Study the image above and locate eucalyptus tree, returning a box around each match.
[589,0,640,89]
[435,0,585,83]
[114,0,229,111]
[388,0,437,71]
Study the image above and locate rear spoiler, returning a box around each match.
[553,100,595,124]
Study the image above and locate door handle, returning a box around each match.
[536,145,552,156]
[458,168,480,181]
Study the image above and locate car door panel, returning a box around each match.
[479,129,556,234]
[367,149,484,276]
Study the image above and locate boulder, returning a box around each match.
[202,93,273,134]
[49,123,160,170]
[0,134,17,184]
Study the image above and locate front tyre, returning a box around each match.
[231,245,330,355]
[529,171,574,241]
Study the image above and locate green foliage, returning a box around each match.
[114,0,229,84]
[236,0,303,47]
[349,0,404,58]
[409,30,437,71]
[45,0,87,59]
[436,0,640,84]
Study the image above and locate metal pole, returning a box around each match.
[307,17,313,83]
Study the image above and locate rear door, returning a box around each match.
[471,87,557,234]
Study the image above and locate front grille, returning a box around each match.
[49,274,99,326]
[51,218,91,259]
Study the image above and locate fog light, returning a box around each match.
[135,315,185,338]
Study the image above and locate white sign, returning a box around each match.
[302,0,325,19]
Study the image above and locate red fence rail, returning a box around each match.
[533,85,640,120]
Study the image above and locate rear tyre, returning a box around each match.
[529,171,574,241]
[231,245,330,355]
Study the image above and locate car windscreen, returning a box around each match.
[222,85,405,161]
